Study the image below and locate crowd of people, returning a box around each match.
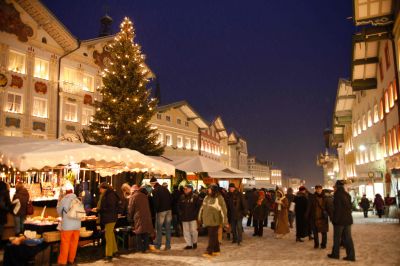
[0,178,373,264]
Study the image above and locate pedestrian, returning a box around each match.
[263,191,273,227]
[119,183,131,216]
[0,181,11,249]
[245,188,257,227]
[98,182,120,260]
[219,187,228,242]
[373,194,384,218]
[274,189,290,238]
[198,183,228,258]
[328,180,355,262]
[178,184,201,249]
[226,183,247,245]
[308,185,332,249]
[286,187,295,228]
[253,190,268,237]
[56,182,81,265]
[11,182,29,235]
[294,186,308,242]
[359,194,370,218]
[171,184,183,237]
[150,177,173,250]
[127,185,154,253]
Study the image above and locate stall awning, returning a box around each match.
[0,136,175,176]
[208,167,253,179]
[161,155,229,173]
[351,26,391,91]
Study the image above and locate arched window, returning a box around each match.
[385,90,390,113]
[373,103,379,123]
[389,84,394,108]
[367,109,372,127]
[393,127,398,154]
[379,98,384,120]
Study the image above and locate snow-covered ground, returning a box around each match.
[81,212,400,266]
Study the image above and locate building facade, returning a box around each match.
[248,156,271,187]
[270,168,282,186]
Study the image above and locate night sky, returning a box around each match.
[42,0,355,186]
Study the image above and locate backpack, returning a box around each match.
[66,197,86,220]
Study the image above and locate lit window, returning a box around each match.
[63,67,78,84]
[157,132,163,144]
[362,113,367,131]
[353,122,358,137]
[6,93,22,113]
[156,113,162,119]
[385,90,390,113]
[166,116,171,122]
[8,50,26,74]
[379,99,384,120]
[165,134,172,146]
[393,81,398,100]
[357,119,362,134]
[185,137,191,149]
[82,108,94,126]
[393,127,398,154]
[364,150,369,164]
[177,136,183,148]
[192,139,198,150]
[388,130,393,156]
[389,83,394,108]
[82,74,94,92]
[373,103,379,123]
[34,58,49,80]
[382,135,387,158]
[32,97,47,118]
[64,102,77,122]
[367,109,372,127]
[369,147,375,162]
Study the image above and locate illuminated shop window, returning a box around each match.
[82,108,94,126]
[6,93,23,113]
[34,58,49,80]
[379,99,384,120]
[367,109,372,127]
[385,90,390,113]
[64,102,77,122]
[8,50,26,74]
[32,97,47,118]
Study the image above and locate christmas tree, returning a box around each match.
[83,17,164,156]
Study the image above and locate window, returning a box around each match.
[185,121,189,127]
[82,74,94,92]
[6,93,22,113]
[353,122,358,137]
[165,134,172,146]
[389,84,394,108]
[157,133,164,144]
[32,97,47,118]
[357,119,362,134]
[379,99,384,120]
[185,137,191,149]
[373,104,379,123]
[82,108,94,126]
[177,136,183,148]
[177,119,181,125]
[385,90,390,113]
[393,127,398,154]
[381,135,387,158]
[388,130,393,156]
[384,42,390,69]
[8,50,26,74]
[34,58,49,80]
[166,116,171,122]
[156,113,162,120]
[393,81,398,101]
[362,113,366,130]
[63,67,78,84]
[64,102,77,122]
[191,139,197,150]
[367,109,372,127]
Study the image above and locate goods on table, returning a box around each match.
[24,238,44,246]
[25,215,59,225]
[79,227,93,238]
[24,230,41,239]
[10,236,26,246]
[43,231,61,243]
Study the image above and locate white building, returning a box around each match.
[270,168,282,187]
[248,156,271,187]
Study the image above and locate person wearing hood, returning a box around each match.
[12,182,30,235]
[198,183,228,258]
[179,184,201,249]
[128,185,154,253]
[57,182,82,265]
[273,189,289,238]
[294,186,309,242]
[286,188,295,228]
[328,180,355,262]
[373,193,384,218]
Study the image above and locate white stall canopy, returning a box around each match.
[0,136,175,176]
[164,155,229,173]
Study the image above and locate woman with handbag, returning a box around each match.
[12,182,30,235]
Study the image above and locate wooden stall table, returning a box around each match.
[3,241,50,266]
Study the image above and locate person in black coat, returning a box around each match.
[150,177,173,250]
[0,181,11,249]
[245,188,257,226]
[294,186,309,242]
[359,194,370,218]
[171,185,183,237]
[226,183,247,245]
[328,180,355,262]
[253,190,268,237]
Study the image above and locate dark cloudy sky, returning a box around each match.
[42,0,356,186]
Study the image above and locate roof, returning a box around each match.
[156,101,208,129]
[211,116,228,139]
[16,0,78,51]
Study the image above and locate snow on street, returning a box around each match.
[82,212,399,266]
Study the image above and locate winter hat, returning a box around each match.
[335,180,345,187]
[62,182,74,193]
[150,177,157,183]
[299,186,306,191]
[229,183,235,188]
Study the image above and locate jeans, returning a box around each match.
[182,220,198,246]
[230,218,243,242]
[155,210,172,249]
[136,233,149,252]
[253,219,263,236]
[14,215,26,235]
[331,225,355,260]
[206,226,220,254]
